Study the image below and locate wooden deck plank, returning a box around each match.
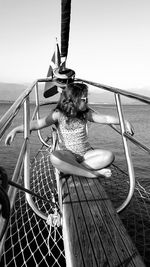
[92,178,145,266]
[69,176,124,267]
[62,175,145,267]
[84,177,144,266]
[62,176,99,266]
[68,176,112,266]
[75,176,136,266]
[62,200,85,266]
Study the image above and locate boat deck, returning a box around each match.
[0,146,148,266]
[62,175,145,266]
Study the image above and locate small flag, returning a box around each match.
[51,42,61,68]
[43,41,61,97]
[46,65,53,78]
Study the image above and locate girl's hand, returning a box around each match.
[125,121,134,136]
[5,129,16,146]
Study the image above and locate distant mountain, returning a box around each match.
[0,82,150,104]
[0,82,59,103]
[89,86,150,104]
[0,82,26,101]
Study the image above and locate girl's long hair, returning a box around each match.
[55,82,89,120]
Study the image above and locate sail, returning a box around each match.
[61,0,71,58]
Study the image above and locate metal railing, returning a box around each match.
[0,77,150,233]
[78,78,150,212]
[0,78,53,225]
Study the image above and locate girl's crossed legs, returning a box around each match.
[50,149,115,178]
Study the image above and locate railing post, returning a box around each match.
[34,82,50,147]
[24,95,31,197]
[115,93,135,212]
[23,95,47,220]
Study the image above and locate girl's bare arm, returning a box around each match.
[5,109,59,145]
[87,110,134,135]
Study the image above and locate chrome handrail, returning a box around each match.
[34,82,50,148]
[77,78,150,212]
[0,77,150,223]
[77,78,150,104]
[23,96,47,220]
[115,94,135,212]
[0,81,36,135]
[0,77,53,137]
[0,79,50,225]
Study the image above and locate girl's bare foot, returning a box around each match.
[96,168,112,178]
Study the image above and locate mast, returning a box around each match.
[61,0,71,62]
[43,0,72,97]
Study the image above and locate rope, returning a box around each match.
[1,145,150,266]
[46,208,62,255]
[0,148,66,267]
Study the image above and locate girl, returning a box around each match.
[5,82,134,178]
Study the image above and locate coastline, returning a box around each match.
[0,100,146,105]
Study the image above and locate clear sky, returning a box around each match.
[0,0,150,91]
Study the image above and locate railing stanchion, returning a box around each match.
[115,93,135,212]
[24,95,31,201]
[23,95,47,220]
[35,82,50,147]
